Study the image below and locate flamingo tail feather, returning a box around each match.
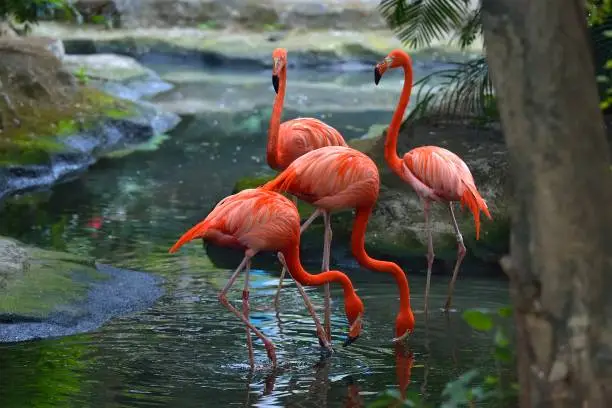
[460,183,492,240]
[168,220,210,253]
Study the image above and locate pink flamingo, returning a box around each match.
[168,188,364,368]
[262,146,415,343]
[374,49,492,314]
[268,47,348,337]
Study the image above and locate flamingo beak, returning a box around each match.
[272,74,279,94]
[392,329,411,344]
[374,66,382,85]
[343,335,359,347]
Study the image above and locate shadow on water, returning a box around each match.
[0,63,510,407]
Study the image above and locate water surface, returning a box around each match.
[0,62,509,407]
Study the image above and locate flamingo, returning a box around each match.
[268,47,348,338]
[373,49,492,315]
[261,146,415,343]
[168,188,364,368]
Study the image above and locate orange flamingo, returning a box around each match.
[261,146,415,343]
[374,49,492,315]
[269,47,348,336]
[168,188,364,368]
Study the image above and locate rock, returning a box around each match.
[73,0,386,31]
[0,236,164,342]
[32,23,481,70]
[63,53,154,81]
[0,37,180,200]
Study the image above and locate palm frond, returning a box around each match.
[379,0,471,49]
[408,57,496,124]
[454,7,482,49]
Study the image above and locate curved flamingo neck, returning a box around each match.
[350,206,412,315]
[267,68,287,170]
[281,244,356,298]
[385,59,413,176]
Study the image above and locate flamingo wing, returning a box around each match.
[169,189,299,253]
[263,146,379,210]
[277,118,348,168]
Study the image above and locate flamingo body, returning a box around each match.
[168,188,364,367]
[401,146,491,239]
[374,48,493,313]
[272,118,348,171]
[264,146,379,210]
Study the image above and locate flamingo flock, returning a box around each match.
[168,48,492,368]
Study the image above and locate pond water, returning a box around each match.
[0,60,510,407]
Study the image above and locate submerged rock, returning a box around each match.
[0,37,180,200]
[0,237,164,342]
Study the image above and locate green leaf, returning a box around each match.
[378,0,471,49]
[605,59,612,69]
[494,327,510,347]
[497,306,513,318]
[462,309,494,331]
[483,375,498,386]
[597,75,610,82]
[604,29,612,37]
[494,346,513,363]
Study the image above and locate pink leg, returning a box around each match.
[242,259,254,367]
[218,252,277,368]
[273,208,322,308]
[423,200,434,318]
[443,203,467,312]
[277,253,332,351]
[321,210,332,342]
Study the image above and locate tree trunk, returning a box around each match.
[481,0,612,407]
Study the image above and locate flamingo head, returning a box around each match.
[272,48,287,93]
[392,309,415,344]
[374,49,411,85]
[342,291,364,347]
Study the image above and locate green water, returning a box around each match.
[0,64,510,407]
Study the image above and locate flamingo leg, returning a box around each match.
[242,259,254,367]
[423,199,434,317]
[443,203,466,312]
[273,208,322,308]
[218,253,277,368]
[321,210,332,342]
[277,253,333,352]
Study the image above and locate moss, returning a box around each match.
[0,240,106,319]
[0,86,135,165]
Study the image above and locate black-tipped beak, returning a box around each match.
[343,335,359,347]
[272,74,279,94]
[374,67,381,85]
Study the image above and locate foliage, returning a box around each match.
[0,0,75,34]
[379,0,612,124]
[367,306,517,407]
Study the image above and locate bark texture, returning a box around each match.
[481,0,612,407]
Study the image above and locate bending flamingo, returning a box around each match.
[374,49,492,314]
[168,188,364,368]
[262,146,415,343]
[268,47,348,337]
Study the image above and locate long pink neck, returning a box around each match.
[385,60,413,177]
[350,206,412,315]
[281,244,356,299]
[267,69,286,170]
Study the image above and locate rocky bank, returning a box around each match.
[0,36,179,200]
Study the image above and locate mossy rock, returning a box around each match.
[0,237,105,320]
[0,37,136,166]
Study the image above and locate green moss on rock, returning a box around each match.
[0,237,105,319]
[0,37,135,166]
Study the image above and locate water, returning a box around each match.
[0,62,510,407]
